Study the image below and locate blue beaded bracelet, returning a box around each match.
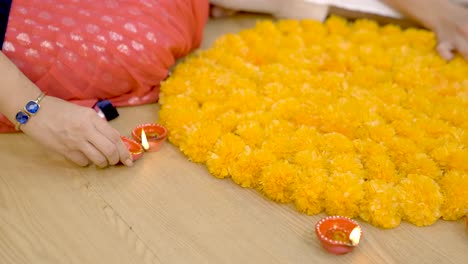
[15,92,46,130]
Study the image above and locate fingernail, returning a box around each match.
[124,158,133,167]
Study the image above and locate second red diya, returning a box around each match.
[132,123,167,152]
[120,136,144,161]
[315,216,362,255]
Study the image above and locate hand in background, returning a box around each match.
[21,96,133,167]
[433,7,468,61]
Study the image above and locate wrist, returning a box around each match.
[14,92,46,131]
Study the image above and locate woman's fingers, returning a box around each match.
[79,141,109,168]
[437,41,455,61]
[86,128,120,166]
[94,119,133,166]
[65,150,90,167]
[454,33,468,61]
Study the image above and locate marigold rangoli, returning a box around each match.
[159,17,468,229]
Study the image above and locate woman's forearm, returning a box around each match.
[0,52,43,124]
[381,0,458,29]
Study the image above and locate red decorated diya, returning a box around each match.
[132,123,167,152]
[120,136,144,161]
[315,216,362,255]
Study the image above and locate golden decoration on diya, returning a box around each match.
[315,216,362,255]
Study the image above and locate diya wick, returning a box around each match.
[315,216,363,255]
[132,123,167,152]
[141,129,150,151]
[120,136,144,161]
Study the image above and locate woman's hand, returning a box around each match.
[21,96,133,167]
[433,7,468,61]
[382,0,468,61]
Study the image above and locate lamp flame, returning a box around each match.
[349,227,361,246]
[141,129,150,150]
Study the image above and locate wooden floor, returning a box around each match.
[1,16,467,264]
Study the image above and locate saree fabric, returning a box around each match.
[0,0,209,132]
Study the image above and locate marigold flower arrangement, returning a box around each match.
[159,16,468,229]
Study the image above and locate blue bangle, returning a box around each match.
[15,92,46,130]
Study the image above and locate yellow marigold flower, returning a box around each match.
[159,94,199,111]
[385,137,420,168]
[324,172,364,218]
[301,20,327,45]
[292,102,322,127]
[403,28,436,51]
[276,19,302,34]
[359,180,402,229]
[160,77,192,97]
[354,139,387,157]
[366,120,396,143]
[217,110,241,133]
[293,149,327,170]
[430,143,468,170]
[158,16,468,228]
[179,122,222,163]
[262,131,297,160]
[373,82,407,105]
[291,126,323,152]
[322,132,356,155]
[159,104,202,147]
[435,97,467,127]
[262,82,292,101]
[399,153,442,180]
[230,147,276,188]
[225,88,262,113]
[271,97,302,121]
[328,154,365,176]
[438,170,468,220]
[364,154,401,184]
[200,101,229,121]
[392,120,426,143]
[259,160,298,203]
[353,18,379,32]
[211,33,249,56]
[264,119,296,136]
[325,15,351,36]
[234,120,265,148]
[378,104,413,122]
[397,174,443,226]
[253,20,282,40]
[206,133,246,179]
[241,111,274,127]
[292,169,328,215]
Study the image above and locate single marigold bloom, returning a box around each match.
[293,149,327,170]
[180,122,222,163]
[230,147,276,188]
[438,170,468,220]
[364,154,401,184]
[328,154,365,176]
[234,120,265,148]
[292,169,328,215]
[360,180,402,229]
[206,133,246,179]
[324,172,364,218]
[397,174,443,226]
[259,160,298,203]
